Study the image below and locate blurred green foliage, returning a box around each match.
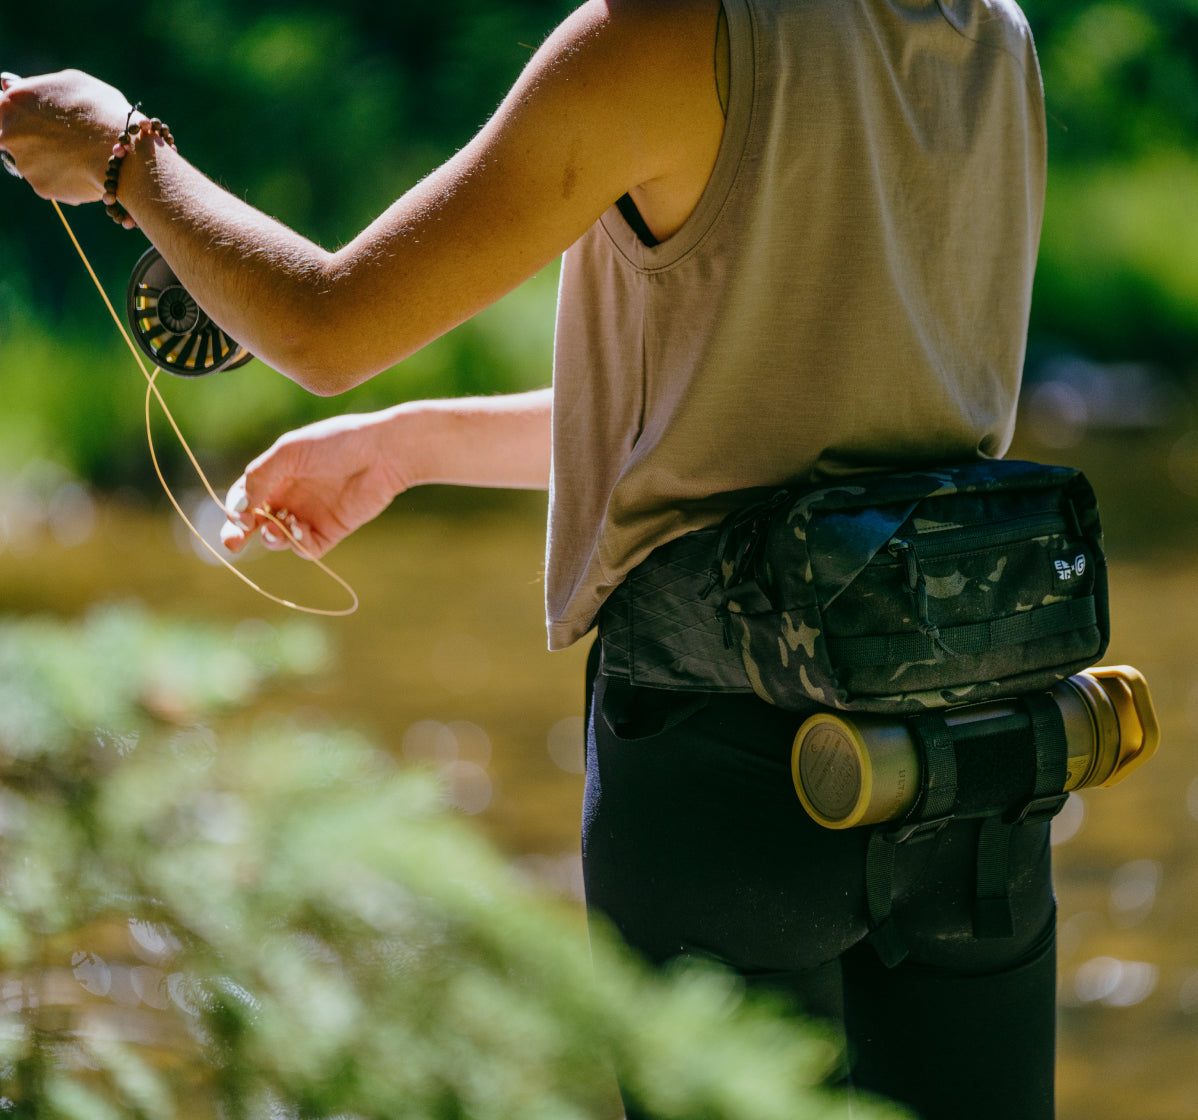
[0,606,907,1119]
[0,1,1196,484]
[1023,0,1198,159]
[1021,0,1198,364]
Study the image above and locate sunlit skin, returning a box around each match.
[0,0,727,559]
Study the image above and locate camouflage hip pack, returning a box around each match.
[599,459,1109,715]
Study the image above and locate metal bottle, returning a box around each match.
[791,666,1159,829]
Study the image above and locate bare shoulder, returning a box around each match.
[521,0,727,240]
[600,0,725,44]
[519,0,724,123]
[548,0,724,102]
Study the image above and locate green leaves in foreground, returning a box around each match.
[0,605,907,1120]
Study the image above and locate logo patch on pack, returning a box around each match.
[1053,552,1087,582]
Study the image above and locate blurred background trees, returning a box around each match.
[1022,0,1198,366]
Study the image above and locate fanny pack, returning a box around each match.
[600,459,1108,714]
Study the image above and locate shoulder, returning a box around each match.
[492,0,727,239]
[529,0,724,97]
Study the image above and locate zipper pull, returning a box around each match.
[890,538,930,623]
[888,539,919,591]
[889,538,957,658]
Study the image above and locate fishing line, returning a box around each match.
[51,200,359,617]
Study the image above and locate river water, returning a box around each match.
[2,428,1197,1118]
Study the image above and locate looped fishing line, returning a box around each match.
[51,200,359,617]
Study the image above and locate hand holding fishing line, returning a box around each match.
[2,70,358,616]
[53,202,360,616]
[219,411,412,561]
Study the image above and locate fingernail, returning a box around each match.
[290,523,304,543]
[1,73,20,87]
[229,493,254,528]
[262,527,280,545]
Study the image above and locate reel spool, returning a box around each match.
[126,247,254,376]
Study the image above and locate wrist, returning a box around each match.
[374,392,552,492]
[374,402,446,492]
[101,108,176,229]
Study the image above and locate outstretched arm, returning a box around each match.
[0,0,725,394]
[219,389,553,558]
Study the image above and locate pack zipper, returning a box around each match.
[899,511,1068,560]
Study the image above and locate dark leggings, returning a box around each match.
[581,649,1057,1120]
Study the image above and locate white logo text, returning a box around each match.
[1054,555,1086,581]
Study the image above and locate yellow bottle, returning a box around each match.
[792,666,1159,830]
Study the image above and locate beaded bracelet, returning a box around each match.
[102,104,176,229]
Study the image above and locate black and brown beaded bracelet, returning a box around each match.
[102,105,176,229]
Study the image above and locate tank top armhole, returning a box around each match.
[600,0,756,271]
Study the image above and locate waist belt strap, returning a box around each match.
[598,527,756,693]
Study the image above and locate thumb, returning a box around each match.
[220,475,256,554]
[223,475,255,529]
[220,517,251,554]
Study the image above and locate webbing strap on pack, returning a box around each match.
[864,713,956,968]
[827,596,1098,669]
[973,817,1016,938]
[973,693,1070,938]
[864,831,905,968]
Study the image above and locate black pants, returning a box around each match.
[581,649,1057,1120]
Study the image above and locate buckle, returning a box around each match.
[1007,792,1069,826]
[884,813,953,845]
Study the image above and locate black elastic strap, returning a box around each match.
[615,193,660,248]
[864,829,907,968]
[864,713,958,967]
[974,817,1016,938]
[973,693,1070,938]
[912,712,957,821]
[1023,691,1070,804]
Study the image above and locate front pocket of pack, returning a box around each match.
[817,512,1102,698]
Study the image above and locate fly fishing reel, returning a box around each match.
[126,247,253,376]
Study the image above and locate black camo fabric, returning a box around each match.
[601,460,1108,714]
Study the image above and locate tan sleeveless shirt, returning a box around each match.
[546,0,1046,650]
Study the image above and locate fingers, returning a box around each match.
[260,508,306,550]
[221,477,310,555]
[219,517,251,554]
[0,71,134,204]
[219,510,297,554]
[223,477,255,537]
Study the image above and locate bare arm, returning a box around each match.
[0,0,724,394]
[220,389,553,558]
[2,2,724,558]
